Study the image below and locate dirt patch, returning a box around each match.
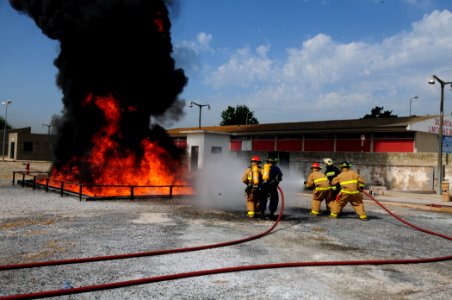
[0,161,52,186]
[0,218,55,230]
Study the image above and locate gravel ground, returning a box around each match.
[0,180,451,299]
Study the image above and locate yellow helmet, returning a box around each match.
[339,161,352,169]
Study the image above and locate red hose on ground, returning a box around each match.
[363,191,452,241]
[0,187,285,271]
[3,254,451,300]
[1,187,451,300]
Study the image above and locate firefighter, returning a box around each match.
[330,161,368,221]
[242,155,263,218]
[260,157,283,220]
[305,162,333,216]
[323,157,341,209]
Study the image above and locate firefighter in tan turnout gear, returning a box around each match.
[305,162,333,216]
[330,161,368,221]
[242,155,263,218]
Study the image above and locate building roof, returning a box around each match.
[167,115,436,136]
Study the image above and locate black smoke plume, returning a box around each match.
[10,0,187,178]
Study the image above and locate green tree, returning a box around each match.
[362,106,397,119]
[220,105,259,126]
[0,117,11,130]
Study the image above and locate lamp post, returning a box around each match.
[42,124,51,135]
[409,96,419,116]
[189,101,211,129]
[429,75,452,195]
[2,100,12,161]
[245,111,254,125]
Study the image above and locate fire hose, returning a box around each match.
[1,187,451,299]
[0,187,285,272]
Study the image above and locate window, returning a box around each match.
[23,142,33,152]
[211,146,222,154]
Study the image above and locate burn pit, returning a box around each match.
[10,0,192,198]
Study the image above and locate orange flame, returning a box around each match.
[42,94,191,198]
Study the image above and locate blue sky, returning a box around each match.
[1,0,452,133]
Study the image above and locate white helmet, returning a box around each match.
[323,158,333,166]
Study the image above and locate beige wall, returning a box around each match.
[16,133,56,161]
[237,151,448,192]
[1,128,56,162]
[414,131,438,152]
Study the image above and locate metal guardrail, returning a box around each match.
[12,171,192,201]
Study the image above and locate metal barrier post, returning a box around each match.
[169,186,173,198]
[21,173,25,187]
[45,178,49,192]
[12,172,15,186]
[130,186,135,200]
[32,176,36,190]
[79,185,83,201]
[442,180,450,202]
[60,182,64,197]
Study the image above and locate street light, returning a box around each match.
[245,111,254,125]
[42,124,52,135]
[429,75,452,195]
[409,96,419,116]
[189,101,211,129]
[2,100,12,161]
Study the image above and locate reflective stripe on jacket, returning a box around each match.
[331,169,365,194]
[306,170,331,191]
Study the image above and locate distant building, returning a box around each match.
[168,115,452,192]
[168,115,447,166]
[0,127,55,161]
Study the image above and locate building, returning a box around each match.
[168,115,452,192]
[0,127,55,161]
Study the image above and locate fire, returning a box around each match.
[42,94,191,198]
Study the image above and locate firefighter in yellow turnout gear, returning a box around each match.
[242,155,263,218]
[305,162,333,216]
[330,161,368,221]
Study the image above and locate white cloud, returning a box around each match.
[191,10,452,123]
[178,32,213,53]
[196,32,213,51]
[204,45,274,88]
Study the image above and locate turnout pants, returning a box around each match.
[246,187,260,218]
[311,189,333,213]
[331,192,366,216]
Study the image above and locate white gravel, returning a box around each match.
[0,184,451,299]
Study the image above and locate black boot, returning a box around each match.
[269,211,277,221]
